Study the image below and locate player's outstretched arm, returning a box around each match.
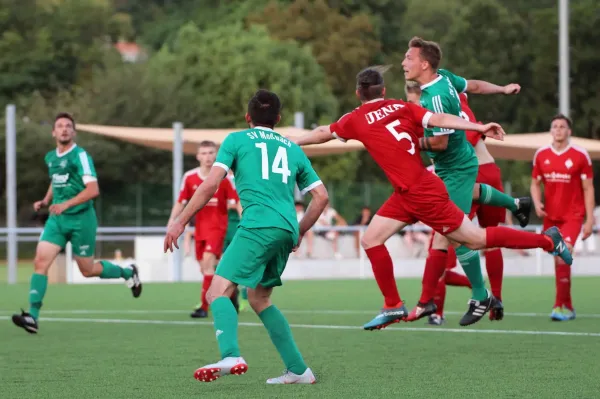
[164,167,227,252]
[428,113,505,140]
[289,125,334,146]
[466,80,520,95]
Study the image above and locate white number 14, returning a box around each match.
[255,143,291,183]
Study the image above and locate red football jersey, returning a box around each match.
[178,168,238,238]
[330,98,433,191]
[459,93,483,147]
[532,144,593,221]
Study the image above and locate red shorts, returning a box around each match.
[377,171,464,235]
[195,233,226,261]
[469,163,506,227]
[543,218,583,247]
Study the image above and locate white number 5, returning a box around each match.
[386,120,416,155]
[255,143,292,183]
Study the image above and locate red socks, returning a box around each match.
[445,270,471,288]
[486,226,553,251]
[201,274,214,311]
[485,249,504,300]
[555,259,572,310]
[365,245,402,308]
[420,249,448,304]
[433,279,446,316]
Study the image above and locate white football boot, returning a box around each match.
[193,357,248,382]
[266,368,316,384]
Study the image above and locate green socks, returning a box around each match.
[455,246,487,301]
[210,296,241,358]
[240,286,248,300]
[99,260,133,280]
[479,184,517,212]
[28,273,48,320]
[259,305,307,375]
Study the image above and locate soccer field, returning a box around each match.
[2,278,600,398]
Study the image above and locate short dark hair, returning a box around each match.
[248,89,281,128]
[54,112,75,129]
[408,37,442,70]
[356,65,391,101]
[198,140,217,149]
[551,113,572,129]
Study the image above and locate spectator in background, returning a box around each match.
[294,202,314,258]
[316,204,347,259]
[352,206,373,257]
[403,221,432,258]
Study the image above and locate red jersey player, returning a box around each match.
[290,66,572,330]
[531,114,595,322]
[169,140,239,318]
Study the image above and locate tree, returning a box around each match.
[248,0,380,112]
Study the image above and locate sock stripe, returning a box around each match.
[456,249,478,262]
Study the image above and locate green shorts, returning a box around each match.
[216,226,294,289]
[435,164,478,214]
[223,223,239,253]
[40,208,97,257]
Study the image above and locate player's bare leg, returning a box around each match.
[361,215,409,330]
[194,275,247,382]
[446,216,573,326]
[75,256,141,297]
[192,252,217,318]
[247,285,316,384]
[12,241,61,334]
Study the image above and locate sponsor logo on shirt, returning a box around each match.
[52,173,70,185]
[543,172,571,183]
[60,160,68,168]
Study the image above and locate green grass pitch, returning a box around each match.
[2,277,600,398]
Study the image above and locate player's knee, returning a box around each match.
[79,267,95,278]
[248,295,271,314]
[360,234,379,250]
[33,254,52,274]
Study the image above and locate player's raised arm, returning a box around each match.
[466,80,520,95]
[290,125,334,146]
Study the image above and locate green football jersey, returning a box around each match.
[419,68,477,170]
[45,144,97,215]
[215,127,322,242]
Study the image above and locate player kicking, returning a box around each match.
[169,141,240,318]
[406,85,508,324]
[401,37,531,323]
[164,89,326,384]
[290,67,572,329]
[12,113,142,334]
[531,114,595,321]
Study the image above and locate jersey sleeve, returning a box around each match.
[406,102,433,130]
[580,150,594,180]
[214,134,237,172]
[296,150,323,195]
[177,175,192,204]
[75,151,98,184]
[430,95,456,136]
[439,69,468,94]
[532,150,543,181]
[329,112,354,142]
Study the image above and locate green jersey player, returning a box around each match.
[164,90,328,385]
[12,113,142,335]
[402,37,530,325]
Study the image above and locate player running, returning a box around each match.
[406,84,507,324]
[531,114,595,321]
[401,37,530,323]
[290,67,572,330]
[169,141,240,318]
[12,113,142,334]
[164,89,327,384]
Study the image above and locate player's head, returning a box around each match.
[402,37,442,81]
[246,89,281,129]
[355,65,390,102]
[196,140,217,168]
[550,114,572,143]
[404,80,422,105]
[52,112,76,145]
